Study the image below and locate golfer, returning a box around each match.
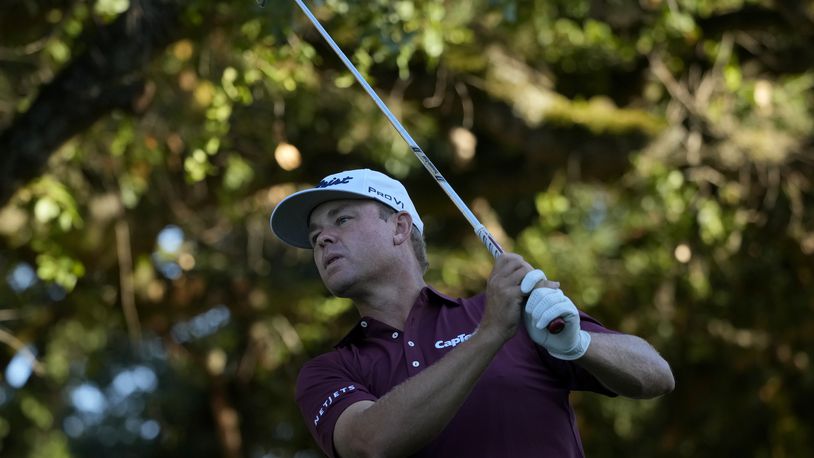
[271,168,674,458]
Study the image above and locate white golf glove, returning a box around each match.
[521,269,591,360]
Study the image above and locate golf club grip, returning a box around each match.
[547,318,566,333]
[478,227,565,334]
[293,0,565,334]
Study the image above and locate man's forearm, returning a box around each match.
[337,327,506,458]
[576,332,675,399]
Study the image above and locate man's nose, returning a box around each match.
[316,230,336,247]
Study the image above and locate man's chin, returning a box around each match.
[321,269,367,298]
[324,277,355,298]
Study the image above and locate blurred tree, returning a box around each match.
[0,0,812,457]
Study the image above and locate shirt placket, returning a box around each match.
[403,316,424,376]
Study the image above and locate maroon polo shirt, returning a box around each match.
[296,286,618,457]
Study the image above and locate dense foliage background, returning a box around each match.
[1,0,812,456]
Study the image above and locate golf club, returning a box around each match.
[280,0,565,334]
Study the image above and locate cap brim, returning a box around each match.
[270,188,370,248]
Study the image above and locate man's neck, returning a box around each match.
[353,276,427,331]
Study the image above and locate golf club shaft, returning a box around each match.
[293,0,565,334]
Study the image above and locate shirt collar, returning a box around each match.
[417,285,463,307]
[335,285,462,348]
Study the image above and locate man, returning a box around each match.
[270,168,674,458]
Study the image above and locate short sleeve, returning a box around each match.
[578,311,618,336]
[541,311,620,396]
[295,354,378,457]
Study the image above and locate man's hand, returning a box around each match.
[521,269,591,360]
[480,254,534,342]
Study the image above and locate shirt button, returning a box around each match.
[360,321,368,328]
[391,332,399,339]
[412,361,420,368]
[407,341,415,347]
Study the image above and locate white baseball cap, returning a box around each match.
[270,169,424,248]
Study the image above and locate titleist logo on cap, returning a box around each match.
[315,176,353,188]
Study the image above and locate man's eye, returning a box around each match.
[310,233,319,245]
[337,216,350,225]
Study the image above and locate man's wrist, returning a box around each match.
[547,330,592,360]
[472,324,513,350]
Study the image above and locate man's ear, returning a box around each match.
[392,211,412,245]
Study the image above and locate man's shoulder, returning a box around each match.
[299,347,350,373]
[462,290,486,305]
[296,348,357,394]
[423,285,486,308]
[455,289,487,312]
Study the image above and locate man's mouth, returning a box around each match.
[324,255,342,269]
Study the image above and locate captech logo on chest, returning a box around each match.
[435,331,474,349]
[316,176,353,188]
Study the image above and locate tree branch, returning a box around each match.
[0,0,183,207]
